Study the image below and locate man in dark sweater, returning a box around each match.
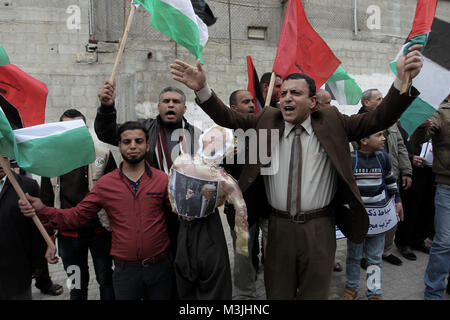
[40,109,117,300]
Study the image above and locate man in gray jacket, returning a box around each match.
[358,89,412,267]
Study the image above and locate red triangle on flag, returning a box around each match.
[273,0,341,91]
[408,0,437,40]
[0,64,47,127]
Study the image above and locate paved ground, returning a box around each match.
[32,208,449,300]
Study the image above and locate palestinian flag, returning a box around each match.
[390,1,450,135]
[0,96,95,178]
[0,46,48,127]
[133,0,217,64]
[272,0,361,105]
[246,56,264,114]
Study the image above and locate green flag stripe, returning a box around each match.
[16,126,95,177]
[400,97,436,135]
[326,65,350,82]
[0,46,10,66]
[0,107,17,159]
[326,65,362,105]
[135,0,204,63]
[343,77,362,105]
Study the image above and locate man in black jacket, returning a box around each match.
[0,157,46,299]
[95,81,201,173]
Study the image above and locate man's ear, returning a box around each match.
[146,141,150,152]
[231,105,237,111]
[360,138,368,146]
[309,96,317,110]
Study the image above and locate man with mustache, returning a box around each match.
[170,44,424,299]
[95,83,201,174]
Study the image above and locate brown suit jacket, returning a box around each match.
[197,85,417,243]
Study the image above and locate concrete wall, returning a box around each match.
[1,0,449,132]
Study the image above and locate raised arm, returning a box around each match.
[343,44,424,142]
[94,80,121,146]
[170,59,258,130]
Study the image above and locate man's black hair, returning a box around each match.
[283,73,316,97]
[229,89,245,106]
[158,87,186,105]
[117,121,149,142]
[259,72,282,86]
[59,109,86,123]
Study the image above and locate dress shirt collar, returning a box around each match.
[284,115,313,138]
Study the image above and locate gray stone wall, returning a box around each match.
[0,0,449,128]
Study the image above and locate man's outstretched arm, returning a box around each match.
[170,59,258,130]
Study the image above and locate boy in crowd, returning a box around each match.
[340,131,404,300]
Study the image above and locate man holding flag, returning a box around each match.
[170,43,423,298]
[19,121,175,300]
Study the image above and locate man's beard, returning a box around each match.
[122,152,146,164]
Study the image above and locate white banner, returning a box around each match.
[366,197,399,236]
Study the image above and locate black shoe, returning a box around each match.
[382,254,403,266]
[360,258,368,270]
[399,246,417,261]
[412,242,430,254]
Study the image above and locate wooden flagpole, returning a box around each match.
[109,4,137,83]
[400,71,410,94]
[264,72,276,108]
[0,156,56,251]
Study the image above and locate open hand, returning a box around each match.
[170,59,206,91]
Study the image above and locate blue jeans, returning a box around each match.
[58,231,114,300]
[346,234,385,298]
[424,183,450,300]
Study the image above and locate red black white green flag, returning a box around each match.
[272,0,361,105]
[0,46,48,127]
[246,56,264,114]
[390,0,450,135]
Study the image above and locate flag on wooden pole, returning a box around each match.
[133,0,216,64]
[273,0,361,105]
[0,95,95,178]
[389,0,449,135]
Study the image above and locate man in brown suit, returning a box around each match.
[170,44,424,299]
